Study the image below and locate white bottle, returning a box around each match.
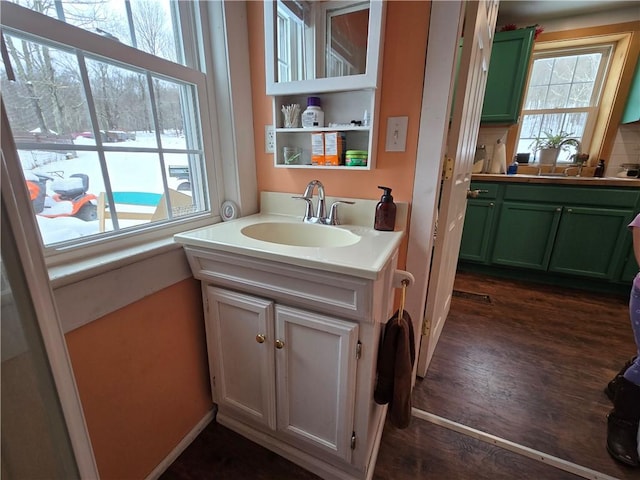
[490,138,506,174]
[301,96,324,128]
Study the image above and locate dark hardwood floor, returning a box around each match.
[413,269,637,480]
[161,271,637,479]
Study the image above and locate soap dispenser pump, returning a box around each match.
[374,186,396,231]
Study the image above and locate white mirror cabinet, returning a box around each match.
[264,0,386,169]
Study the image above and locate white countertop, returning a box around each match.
[174,192,407,280]
[174,213,403,280]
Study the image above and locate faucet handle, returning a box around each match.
[328,200,355,225]
[292,196,314,220]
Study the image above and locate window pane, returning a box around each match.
[574,53,601,82]
[1,34,91,140]
[10,0,183,65]
[529,58,553,86]
[524,85,548,109]
[550,55,577,85]
[567,81,595,108]
[24,151,104,245]
[545,84,570,109]
[86,59,156,148]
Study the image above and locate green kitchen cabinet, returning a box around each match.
[549,207,634,279]
[491,202,562,270]
[459,184,500,262]
[481,27,535,124]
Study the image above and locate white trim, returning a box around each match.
[412,409,620,480]
[405,0,464,379]
[1,105,100,478]
[205,1,258,217]
[145,410,216,480]
[53,247,193,333]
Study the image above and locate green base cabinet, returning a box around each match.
[481,27,535,124]
[549,207,634,279]
[459,181,640,290]
[459,184,500,262]
[491,202,561,270]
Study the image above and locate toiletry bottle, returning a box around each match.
[301,96,324,128]
[374,186,396,231]
[594,159,605,177]
[507,160,518,175]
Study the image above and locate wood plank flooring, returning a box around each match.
[413,269,637,480]
[161,270,637,479]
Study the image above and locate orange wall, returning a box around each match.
[65,279,211,480]
[247,1,430,205]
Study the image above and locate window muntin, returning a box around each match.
[1,2,214,253]
[516,45,612,163]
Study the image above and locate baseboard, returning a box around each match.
[145,408,216,480]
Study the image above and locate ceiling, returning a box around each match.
[496,1,639,25]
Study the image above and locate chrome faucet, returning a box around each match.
[293,180,354,225]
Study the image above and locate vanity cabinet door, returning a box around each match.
[274,305,359,462]
[205,287,277,431]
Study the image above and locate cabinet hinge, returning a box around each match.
[351,431,356,450]
[355,341,362,360]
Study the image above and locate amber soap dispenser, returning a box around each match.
[374,186,396,231]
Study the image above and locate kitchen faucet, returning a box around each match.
[554,138,582,170]
[293,180,354,225]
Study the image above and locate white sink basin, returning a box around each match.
[241,222,361,247]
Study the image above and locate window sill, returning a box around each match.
[49,236,185,289]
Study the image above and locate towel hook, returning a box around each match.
[398,278,409,321]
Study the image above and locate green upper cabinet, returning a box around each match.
[481,27,535,124]
[621,58,640,124]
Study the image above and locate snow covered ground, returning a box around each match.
[19,132,192,245]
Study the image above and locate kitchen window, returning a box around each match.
[516,44,613,163]
[0,1,221,262]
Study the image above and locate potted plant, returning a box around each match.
[530,130,576,164]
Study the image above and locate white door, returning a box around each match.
[205,287,277,430]
[405,0,499,378]
[274,304,358,462]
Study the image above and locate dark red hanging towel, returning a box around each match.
[374,309,415,428]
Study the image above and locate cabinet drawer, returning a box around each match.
[470,182,499,199]
[504,185,640,208]
[185,247,374,322]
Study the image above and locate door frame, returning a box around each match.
[404,0,497,380]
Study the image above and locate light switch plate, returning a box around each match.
[385,116,408,152]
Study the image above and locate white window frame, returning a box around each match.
[0,1,224,267]
[516,42,614,164]
[277,2,305,82]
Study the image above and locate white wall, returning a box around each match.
[606,123,640,177]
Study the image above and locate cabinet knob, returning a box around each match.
[275,339,285,349]
[489,202,494,207]
[256,334,265,344]
[556,207,561,212]
[567,208,573,213]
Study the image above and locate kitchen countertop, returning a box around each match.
[472,173,640,187]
